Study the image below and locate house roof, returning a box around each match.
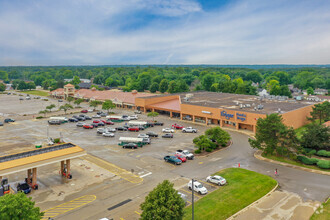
[148,99,181,112]
[64,83,74,87]
[324,121,330,127]
[49,88,64,95]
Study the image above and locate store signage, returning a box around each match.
[202,111,212,114]
[221,111,234,120]
[236,113,247,122]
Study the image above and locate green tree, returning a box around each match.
[193,135,216,152]
[0,83,5,92]
[249,114,299,156]
[0,70,9,82]
[66,96,74,104]
[0,192,44,220]
[307,87,314,95]
[167,81,178,94]
[89,100,101,111]
[201,74,214,91]
[266,80,280,92]
[102,100,116,113]
[138,72,152,91]
[39,110,49,116]
[140,180,185,220]
[46,104,56,112]
[59,104,73,114]
[147,111,159,121]
[72,76,81,85]
[177,80,189,92]
[150,82,159,93]
[245,70,262,83]
[301,123,330,150]
[159,79,169,93]
[74,98,84,106]
[309,101,330,124]
[205,127,231,147]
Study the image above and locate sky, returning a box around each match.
[0,0,330,66]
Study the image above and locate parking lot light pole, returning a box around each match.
[192,178,194,220]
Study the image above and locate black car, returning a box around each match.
[4,118,15,123]
[97,122,105,126]
[79,114,86,118]
[91,123,99,128]
[116,127,128,131]
[97,111,105,115]
[146,131,158,137]
[77,117,86,121]
[154,122,164,126]
[17,182,31,194]
[162,134,173,138]
[69,118,78,122]
[147,122,154,127]
[84,116,92,120]
[58,99,63,102]
[72,115,79,119]
[123,143,138,149]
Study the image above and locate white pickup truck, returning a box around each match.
[182,127,197,133]
[176,150,194,160]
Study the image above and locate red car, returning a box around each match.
[101,120,114,125]
[83,124,94,129]
[81,110,88,113]
[93,120,101,123]
[128,127,140,132]
[175,154,187,162]
[172,124,184,130]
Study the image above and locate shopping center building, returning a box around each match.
[135,92,318,133]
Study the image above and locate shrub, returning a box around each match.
[302,148,315,154]
[194,149,201,154]
[297,155,319,165]
[205,148,212,152]
[43,99,48,101]
[316,150,330,158]
[309,150,316,155]
[36,116,43,119]
[54,138,60,143]
[316,160,330,169]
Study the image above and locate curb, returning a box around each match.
[227,182,279,220]
[254,150,330,176]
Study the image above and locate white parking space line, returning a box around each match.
[140,172,152,178]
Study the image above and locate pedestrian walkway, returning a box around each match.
[83,154,143,184]
[231,190,320,220]
[42,195,96,219]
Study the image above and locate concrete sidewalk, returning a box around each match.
[232,190,320,220]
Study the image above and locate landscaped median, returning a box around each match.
[310,198,329,220]
[20,90,49,97]
[183,168,277,220]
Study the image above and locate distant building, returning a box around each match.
[5,84,13,90]
[258,89,269,97]
[314,88,328,95]
[64,78,91,83]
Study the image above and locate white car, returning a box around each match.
[188,180,208,195]
[102,132,115,137]
[206,175,227,186]
[176,150,194,160]
[88,109,93,112]
[162,128,175,133]
[92,115,101,118]
[182,127,197,133]
[129,115,138,120]
[105,127,116,132]
[138,134,149,138]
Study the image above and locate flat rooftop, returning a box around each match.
[0,143,86,176]
[180,92,317,114]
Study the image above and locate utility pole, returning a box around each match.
[192,179,194,220]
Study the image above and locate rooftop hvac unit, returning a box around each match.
[246,104,251,108]
[186,94,194,98]
[257,104,264,110]
[278,108,282,113]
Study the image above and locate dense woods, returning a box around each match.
[0,66,329,95]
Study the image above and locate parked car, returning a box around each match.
[116,127,128,131]
[16,182,31,194]
[128,127,140,132]
[100,113,107,117]
[88,109,93,112]
[19,97,24,100]
[154,121,164,126]
[123,143,138,149]
[4,118,15,123]
[69,118,78,122]
[162,134,173,138]
[138,134,149,138]
[0,121,3,126]
[101,120,113,125]
[92,115,101,118]
[176,150,194,160]
[84,115,92,120]
[97,111,105,115]
[93,120,101,123]
[206,175,227,186]
[174,154,187,162]
[105,127,116,132]
[162,128,174,133]
[188,181,208,195]
[97,122,105,126]
[129,115,138,120]
[134,110,142,114]
[81,109,88,113]
[102,132,115,137]
[91,123,100,127]
[164,156,182,165]
[48,120,61,125]
[142,138,151,144]
[172,124,184,129]
[79,114,87,118]
[97,128,106,134]
[76,122,85,127]
[106,119,114,125]
[77,117,86,121]
[146,131,158,137]
[182,127,197,133]
[58,99,63,102]
[83,124,94,129]
[26,96,31,100]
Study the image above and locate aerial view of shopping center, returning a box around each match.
[0,1,329,220]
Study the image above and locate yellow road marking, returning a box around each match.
[83,154,143,184]
[135,211,141,215]
[186,200,192,204]
[180,189,202,198]
[199,162,203,164]
[120,218,125,220]
[42,195,96,220]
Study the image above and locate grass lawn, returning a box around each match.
[20,90,49,97]
[310,199,330,220]
[262,154,329,172]
[183,168,277,220]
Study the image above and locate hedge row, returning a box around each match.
[316,150,330,158]
[297,156,330,169]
